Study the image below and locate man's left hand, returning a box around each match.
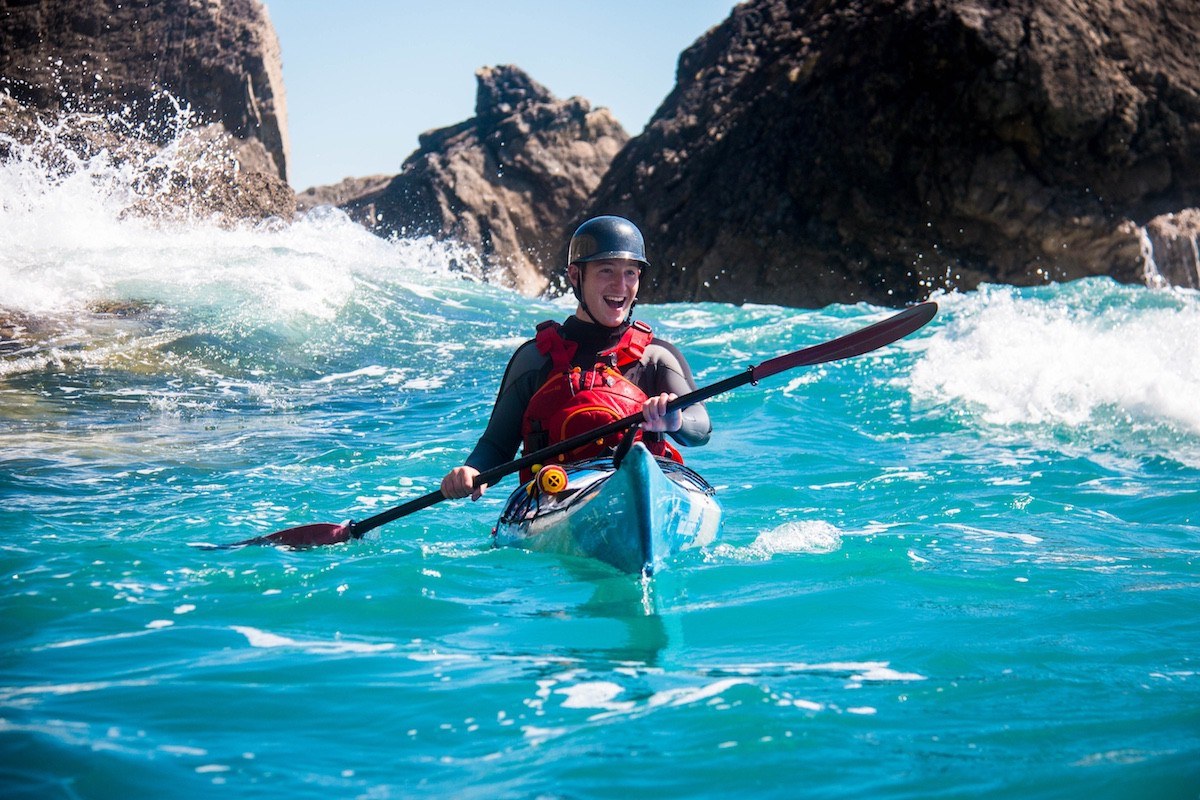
[641,392,682,433]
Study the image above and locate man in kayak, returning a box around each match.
[440,215,711,500]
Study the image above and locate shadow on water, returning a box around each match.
[383,535,685,669]
[548,558,696,669]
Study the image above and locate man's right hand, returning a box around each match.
[441,466,487,500]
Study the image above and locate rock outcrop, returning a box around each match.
[327,65,627,294]
[0,0,293,220]
[589,0,1200,306]
[296,174,393,213]
[1143,209,1200,289]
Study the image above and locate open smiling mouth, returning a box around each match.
[603,295,627,309]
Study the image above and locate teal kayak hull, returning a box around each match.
[493,443,722,574]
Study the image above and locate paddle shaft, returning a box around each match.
[345,301,938,539]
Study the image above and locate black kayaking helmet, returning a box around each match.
[568,215,650,268]
[567,215,649,328]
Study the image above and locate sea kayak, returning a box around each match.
[492,442,722,573]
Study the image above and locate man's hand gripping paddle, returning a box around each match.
[199,302,938,550]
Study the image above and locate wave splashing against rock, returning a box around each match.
[1,89,293,228]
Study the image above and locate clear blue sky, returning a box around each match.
[265,1,740,190]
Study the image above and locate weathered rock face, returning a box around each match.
[334,65,628,294]
[296,174,393,213]
[1,0,293,220]
[1143,209,1200,289]
[590,0,1200,307]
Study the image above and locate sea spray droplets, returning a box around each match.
[0,94,243,239]
[0,123,521,386]
[1,101,498,328]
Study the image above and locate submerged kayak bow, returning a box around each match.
[199,301,938,550]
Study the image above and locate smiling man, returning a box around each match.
[441,215,712,500]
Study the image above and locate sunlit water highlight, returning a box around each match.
[2,115,1199,799]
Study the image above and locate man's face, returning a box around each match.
[569,258,642,327]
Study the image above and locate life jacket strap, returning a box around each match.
[535,321,577,372]
[600,320,653,368]
[534,319,654,372]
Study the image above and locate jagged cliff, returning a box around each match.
[325,65,628,294]
[588,0,1200,305]
[1,0,293,220]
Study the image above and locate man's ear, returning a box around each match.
[567,263,581,290]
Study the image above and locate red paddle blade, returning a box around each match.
[258,522,353,547]
[193,522,354,550]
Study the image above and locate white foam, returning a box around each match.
[231,625,394,654]
[845,664,926,682]
[556,681,636,712]
[910,285,1200,436]
[0,679,155,702]
[948,523,1043,546]
[159,744,208,757]
[756,521,842,553]
[706,660,926,682]
[712,521,843,564]
[521,725,568,746]
[315,365,391,384]
[647,677,753,708]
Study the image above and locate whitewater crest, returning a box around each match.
[909,282,1200,447]
[0,100,529,379]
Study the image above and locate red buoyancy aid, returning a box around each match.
[519,320,683,481]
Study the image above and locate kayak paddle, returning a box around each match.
[202,301,937,549]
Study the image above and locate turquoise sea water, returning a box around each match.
[3,122,1200,799]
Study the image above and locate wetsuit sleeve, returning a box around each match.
[464,341,546,473]
[642,340,711,447]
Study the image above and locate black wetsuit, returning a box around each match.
[465,316,711,473]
